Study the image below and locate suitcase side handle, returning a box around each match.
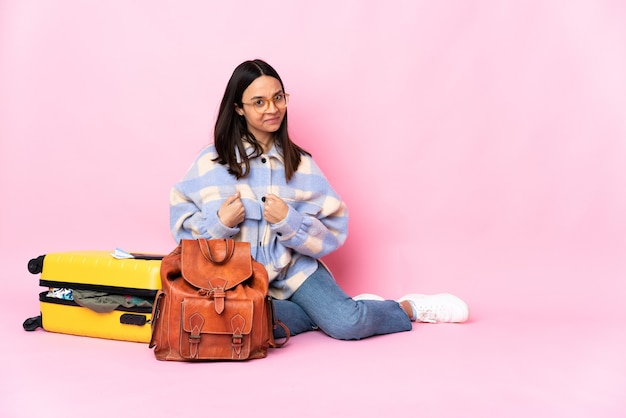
[120,314,148,326]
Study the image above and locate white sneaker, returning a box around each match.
[353,293,385,301]
[398,293,469,323]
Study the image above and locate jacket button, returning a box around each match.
[261,196,266,202]
[261,158,267,163]
[277,232,282,237]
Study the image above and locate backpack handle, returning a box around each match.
[199,238,235,265]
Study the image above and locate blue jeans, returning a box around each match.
[272,262,412,340]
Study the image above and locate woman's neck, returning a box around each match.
[257,136,274,153]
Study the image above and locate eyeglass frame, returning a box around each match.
[241,93,290,113]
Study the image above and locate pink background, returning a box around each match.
[1,1,625,417]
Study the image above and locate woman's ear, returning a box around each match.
[235,104,244,116]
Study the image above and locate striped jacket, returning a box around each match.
[169,141,349,299]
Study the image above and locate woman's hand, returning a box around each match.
[263,193,289,224]
[218,191,245,228]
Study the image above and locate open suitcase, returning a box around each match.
[24,250,163,343]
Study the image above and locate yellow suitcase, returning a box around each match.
[24,250,162,343]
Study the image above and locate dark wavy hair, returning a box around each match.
[213,59,310,181]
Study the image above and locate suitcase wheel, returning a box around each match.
[23,315,42,331]
[28,256,45,274]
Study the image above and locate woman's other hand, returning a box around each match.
[263,193,289,224]
[218,191,245,228]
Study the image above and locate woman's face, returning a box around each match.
[236,75,286,145]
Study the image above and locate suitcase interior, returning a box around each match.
[39,291,155,343]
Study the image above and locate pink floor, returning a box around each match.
[2,252,625,418]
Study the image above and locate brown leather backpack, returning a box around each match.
[149,238,288,361]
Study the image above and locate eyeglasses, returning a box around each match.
[242,93,289,113]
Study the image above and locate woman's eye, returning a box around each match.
[274,94,284,101]
[254,99,266,107]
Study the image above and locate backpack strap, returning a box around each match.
[267,296,290,348]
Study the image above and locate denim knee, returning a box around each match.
[317,300,402,341]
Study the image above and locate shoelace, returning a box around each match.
[414,306,450,323]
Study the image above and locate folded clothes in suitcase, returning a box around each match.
[24,250,163,343]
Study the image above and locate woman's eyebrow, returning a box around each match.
[250,90,284,99]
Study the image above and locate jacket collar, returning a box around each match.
[239,138,285,165]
